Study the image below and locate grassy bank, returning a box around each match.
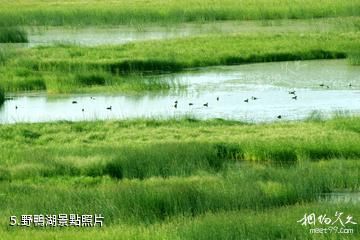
[16,33,360,72]
[1,32,359,93]
[1,116,360,180]
[0,27,28,43]
[0,69,176,93]
[0,0,359,27]
[349,52,360,65]
[0,117,359,238]
[1,203,358,240]
[0,159,358,224]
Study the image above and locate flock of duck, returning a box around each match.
[11,82,355,120]
[170,82,354,120]
[171,93,288,119]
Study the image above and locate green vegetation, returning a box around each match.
[349,52,360,65]
[0,117,359,238]
[0,27,28,43]
[0,87,4,105]
[1,32,359,93]
[1,203,358,240]
[1,116,360,181]
[0,160,358,223]
[1,1,359,239]
[0,68,175,93]
[0,0,359,26]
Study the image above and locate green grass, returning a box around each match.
[17,33,359,72]
[0,0,359,26]
[0,67,176,93]
[348,52,360,65]
[0,117,359,238]
[0,48,16,66]
[0,159,358,224]
[0,87,4,105]
[0,27,28,43]
[1,116,360,181]
[1,2,359,238]
[1,32,359,93]
[178,204,360,240]
[1,203,358,240]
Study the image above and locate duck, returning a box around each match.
[216,97,219,101]
[292,96,297,100]
[174,103,177,108]
[288,91,296,95]
[244,99,249,103]
[106,106,112,110]
[251,96,258,100]
[203,103,208,107]
[189,103,194,106]
[319,84,325,87]
[72,101,77,104]
[277,115,282,119]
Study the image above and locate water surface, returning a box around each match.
[1,60,359,124]
[24,18,351,47]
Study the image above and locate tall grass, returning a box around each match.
[0,203,359,239]
[0,48,16,66]
[0,68,174,93]
[1,32,359,92]
[1,159,358,224]
[0,117,359,238]
[0,27,28,43]
[21,33,358,74]
[0,0,359,26]
[348,52,360,65]
[1,116,360,181]
[178,204,360,240]
[0,87,4,105]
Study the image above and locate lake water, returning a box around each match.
[22,18,343,47]
[1,59,359,124]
